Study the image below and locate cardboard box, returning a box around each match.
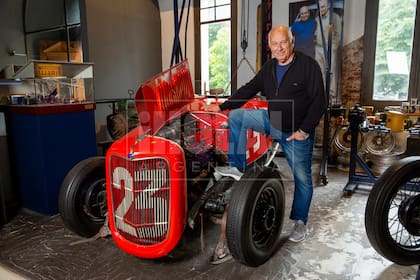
[40,41,83,62]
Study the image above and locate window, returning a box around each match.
[362,0,420,110]
[24,0,83,62]
[194,0,237,96]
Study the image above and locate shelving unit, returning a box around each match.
[2,60,97,215]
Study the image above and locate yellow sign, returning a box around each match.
[36,64,62,77]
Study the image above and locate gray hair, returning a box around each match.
[268,25,295,46]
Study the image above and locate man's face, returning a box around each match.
[320,0,329,16]
[269,28,294,65]
[299,7,310,21]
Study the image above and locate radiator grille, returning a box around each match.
[110,156,170,245]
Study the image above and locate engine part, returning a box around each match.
[365,131,395,155]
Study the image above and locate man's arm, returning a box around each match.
[203,64,267,113]
[202,103,221,112]
[300,59,327,133]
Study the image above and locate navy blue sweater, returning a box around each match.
[220,52,326,133]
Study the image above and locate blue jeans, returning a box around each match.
[228,109,315,224]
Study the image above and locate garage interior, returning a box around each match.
[1,0,420,279]
[0,156,417,280]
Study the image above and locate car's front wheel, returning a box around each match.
[226,167,285,267]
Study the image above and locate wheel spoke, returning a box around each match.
[387,177,420,249]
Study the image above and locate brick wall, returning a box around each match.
[315,36,364,148]
[340,36,364,108]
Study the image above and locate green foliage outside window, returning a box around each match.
[208,23,231,94]
[373,0,416,100]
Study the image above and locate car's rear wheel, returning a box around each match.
[58,157,107,237]
[226,167,285,267]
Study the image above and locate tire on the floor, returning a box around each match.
[365,156,420,265]
[58,156,107,237]
[226,167,285,267]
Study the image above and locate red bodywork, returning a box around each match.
[105,60,270,259]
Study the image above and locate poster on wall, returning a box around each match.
[289,0,344,105]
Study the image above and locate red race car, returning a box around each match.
[59,60,286,267]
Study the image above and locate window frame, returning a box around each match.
[24,0,82,62]
[194,0,238,96]
[361,0,420,110]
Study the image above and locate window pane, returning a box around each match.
[201,0,214,9]
[215,5,230,20]
[68,25,83,62]
[66,0,81,25]
[200,21,231,95]
[373,0,416,101]
[201,7,215,22]
[216,0,230,5]
[26,29,67,61]
[25,0,65,32]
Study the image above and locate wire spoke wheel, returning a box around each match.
[365,156,420,265]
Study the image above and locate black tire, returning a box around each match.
[58,157,107,237]
[226,167,285,267]
[365,156,420,265]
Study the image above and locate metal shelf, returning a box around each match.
[13,60,93,79]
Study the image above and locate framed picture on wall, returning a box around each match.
[289,0,344,105]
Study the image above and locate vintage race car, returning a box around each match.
[59,60,286,267]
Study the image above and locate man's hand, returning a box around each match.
[286,130,309,141]
[202,103,221,112]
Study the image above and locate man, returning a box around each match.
[203,25,326,263]
[291,5,316,58]
[314,0,342,102]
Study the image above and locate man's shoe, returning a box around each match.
[210,243,232,265]
[288,220,308,242]
[214,166,244,181]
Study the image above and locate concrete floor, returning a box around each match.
[0,157,419,280]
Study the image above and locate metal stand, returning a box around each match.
[343,105,377,195]
[317,0,335,186]
[320,109,330,185]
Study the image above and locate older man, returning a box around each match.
[203,25,326,263]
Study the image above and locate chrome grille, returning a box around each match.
[110,156,170,245]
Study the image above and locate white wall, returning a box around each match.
[158,0,366,90]
[159,1,195,84]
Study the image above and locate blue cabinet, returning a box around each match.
[6,103,97,215]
